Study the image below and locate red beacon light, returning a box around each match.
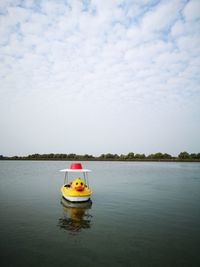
[69,163,83,170]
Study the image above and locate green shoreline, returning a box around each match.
[1,151,200,162]
[1,159,200,162]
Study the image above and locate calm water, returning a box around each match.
[0,161,200,267]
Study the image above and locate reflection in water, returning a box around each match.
[58,197,93,234]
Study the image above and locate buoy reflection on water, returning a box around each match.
[58,197,93,234]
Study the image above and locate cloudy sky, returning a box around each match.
[0,0,200,156]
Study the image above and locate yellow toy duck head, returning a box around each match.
[71,178,85,192]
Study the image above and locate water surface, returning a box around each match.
[0,161,200,267]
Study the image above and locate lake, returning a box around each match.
[0,161,200,267]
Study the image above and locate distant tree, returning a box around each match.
[163,153,172,159]
[104,153,116,159]
[154,153,163,159]
[45,153,54,159]
[178,151,190,159]
[68,153,77,160]
[148,152,172,160]
[98,153,119,160]
[190,153,197,159]
[113,154,120,159]
[61,154,68,159]
[83,154,94,160]
[135,153,146,159]
[12,156,19,160]
[190,153,200,160]
[119,154,127,160]
[31,154,40,159]
[127,152,135,159]
[99,154,105,159]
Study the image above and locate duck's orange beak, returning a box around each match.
[75,186,84,191]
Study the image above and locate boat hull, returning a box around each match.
[61,184,92,203]
[61,197,92,207]
[62,194,91,202]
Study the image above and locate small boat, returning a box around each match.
[60,162,92,202]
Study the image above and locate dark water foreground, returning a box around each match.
[0,161,200,267]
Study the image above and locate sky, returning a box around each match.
[0,0,200,157]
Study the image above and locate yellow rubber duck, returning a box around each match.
[71,178,86,192]
[61,177,92,201]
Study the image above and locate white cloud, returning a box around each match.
[0,0,200,155]
[141,0,182,32]
[183,0,200,21]
[177,35,200,54]
[171,19,200,37]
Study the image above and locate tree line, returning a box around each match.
[0,151,200,161]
